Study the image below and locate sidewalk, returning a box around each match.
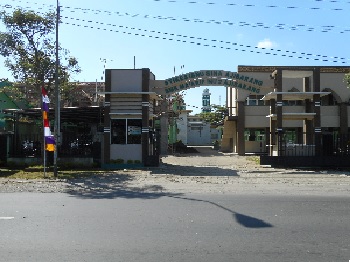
[134,146,350,195]
[0,147,349,195]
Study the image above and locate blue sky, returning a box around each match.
[0,0,348,113]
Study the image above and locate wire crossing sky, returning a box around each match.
[0,0,348,113]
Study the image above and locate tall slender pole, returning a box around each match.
[43,110,46,178]
[54,0,60,177]
[95,79,98,103]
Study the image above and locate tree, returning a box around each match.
[0,84,31,108]
[198,105,228,126]
[345,74,350,88]
[0,8,80,105]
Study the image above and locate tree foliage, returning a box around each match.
[0,8,80,104]
[345,74,350,88]
[0,84,30,108]
[198,105,228,126]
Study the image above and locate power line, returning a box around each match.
[61,16,349,64]
[1,2,349,35]
[1,2,349,64]
[60,7,350,35]
[3,0,349,12]
[150,0,349,11]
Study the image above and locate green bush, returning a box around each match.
[60,162,75,170]
[111,159,124,164]
[7,161,27,169]
[126,160,134,164]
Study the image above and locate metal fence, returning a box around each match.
[277,133,350,157]
[9,133,94,158]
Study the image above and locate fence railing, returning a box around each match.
[9,134,94,158]
[275,133,350,157]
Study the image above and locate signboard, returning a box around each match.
[152,70,266,95]
[128,126,141,135]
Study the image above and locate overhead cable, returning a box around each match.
[149,0,348,11]
[62,16,348,64]
[1,2,349,34]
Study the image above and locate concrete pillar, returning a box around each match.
[265,127,270,154]
[269,98,276,156]
[303,77,313,144]
[160,98,169,155]
[221,119,236,153]
[237,101,245,155]
[339,103,348,135]
[313,68,322,156]
[103,69,111,164]
[275,69,283,156]
[141,68,150,163]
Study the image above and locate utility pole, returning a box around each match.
[54,0,60,177]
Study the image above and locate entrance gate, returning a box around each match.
[150,70,267,154]
[102,68,268,167]
[151,70,264,96]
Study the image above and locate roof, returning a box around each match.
[266,113,316,120]
[261,92,331,101]
[3,106,104,123]
[238,65,350,73]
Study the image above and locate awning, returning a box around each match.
[266,113,316,120]
[261,92,330,101]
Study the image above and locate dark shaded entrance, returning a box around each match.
[0,135,7,163]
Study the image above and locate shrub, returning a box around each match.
[111,159,124,164]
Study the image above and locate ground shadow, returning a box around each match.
[66,173,181,200]
[168,195,273,229]
[0,169,18,178]
[65,171,271,228]
[150,163,239,177]
[234,213,273,228]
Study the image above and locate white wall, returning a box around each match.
[245,106,270,127]
[176,112,189,144]
[320,73,349,102]
[321,106,340,127]
[187,122,212,145]
[110,144,142,162]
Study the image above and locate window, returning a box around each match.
[282,100,302,106]
[321,93,337,106]
[111,119,126,144]
[244,129,266,141]
[111,119,142,144]
[245,95,265,106]
[127,119,142,144]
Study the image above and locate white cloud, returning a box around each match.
[257,38,278,49]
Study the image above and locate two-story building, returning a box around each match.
[221,65,350,167]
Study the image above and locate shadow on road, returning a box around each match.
[65,173,272,228]
[150,163,239,177]
[168,195,273,229]
[66,173,181,200]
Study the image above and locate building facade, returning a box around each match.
[102,69,160,166]
[221,65,350,166]
[202,88,211,113]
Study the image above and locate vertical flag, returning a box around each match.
[42,87,55,151]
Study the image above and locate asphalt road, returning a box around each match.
[1,192,349,262]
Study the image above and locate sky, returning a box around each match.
[0,0,349,113]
